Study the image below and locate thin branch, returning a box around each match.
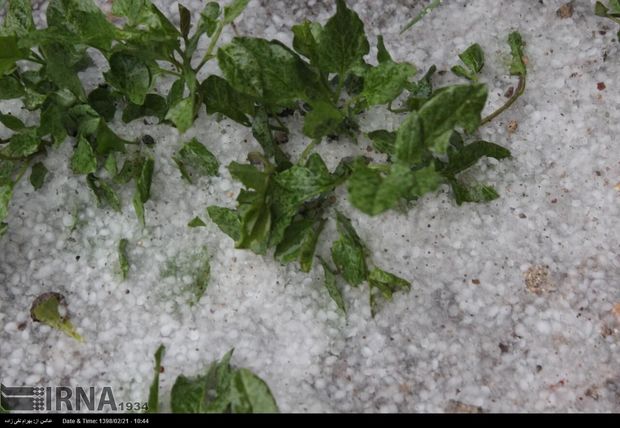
[480,75,526,126]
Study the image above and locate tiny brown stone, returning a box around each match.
[519,213,527,219]
[472,279,480,285]
[585,386,600,401]
[597,82,606,91]
[504,86,514,98]
[551,198,558,203]
[524,265,554,295]
[507,120,518,134]
[556,3,574,19]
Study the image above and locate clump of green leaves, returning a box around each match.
[207,1,526,316]
[30,292,83,341]
[595,1,620,38]
[2,0,527,318]
[147,345,278,413]
[0,0,249,236]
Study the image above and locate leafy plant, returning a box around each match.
[0,0,249,235]
[147,345,278,413]
[1,0,528,318]
[207,1,526,315]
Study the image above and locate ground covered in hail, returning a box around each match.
[1,0,619,413]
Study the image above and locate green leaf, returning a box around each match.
[2,0,35,37]
[118,238,129,280]
[450,179,499,205]
[368,267,411,300]
[178,3,191,38]
[86,174,121,211]
[251,108,291,170]
[201,75,254,126]
[303,100,345,139]
[188,216,207,228]
[223,0,250,24]
[394,111,425,164]
[30,292,83,342]
[0,75,24,99]
[452,43,484,80]
[198,2,220,37]
[318,256,346,313]
[405,65,436,111]
[41,42,85,99]
[133,192,145,226]
[418,84,488,154]
[376,35,393,63]
[171,349,234,413]
[207,206,241,241]
[508,32,526,77]
[275,217,325,272]
[595,1,609,16]
[88,86,119,122]
[29,162,48,190]
[316,0,369,76]
[122,94,168,123]
[147,344,165,414]
[367,130,396,155]
[607,0,620,14]
[217,37,317,106]
[348,161,412,216]
[115,157,142,184]
[0,222,8,237]
[137,157,155,203]
[133,157,154,226]
[230,369,279,413]
[229,162,270,192]
[105,52,152,105]
[168,349,273,414]
[0,35,28,75]
[104,153,118,176]
[165,97,194,133]
[167,79,185,108]
[0,183,13,225]
[291,20,323,66]
[0,112,24,131]
[1,129,41,159]
[443,140,511,177]
[71,136,97,175]
[171,374,210,413]
[274,155,336,204]
[407,163,445,200]
[331,211,367,287]
[46,0,116,50]
[95,120,130,155]
[38,102,67,145]
[173,138,219,183]
[362,61,416,106]
[236,189,272,255]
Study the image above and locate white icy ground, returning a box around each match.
[1,0,619,413]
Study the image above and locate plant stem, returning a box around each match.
[157,68,183,78]
[298,139,320,164]
[197,22,224,72]
[400,0,443,34]
[14,161,30,183]
[480,75,526,126]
